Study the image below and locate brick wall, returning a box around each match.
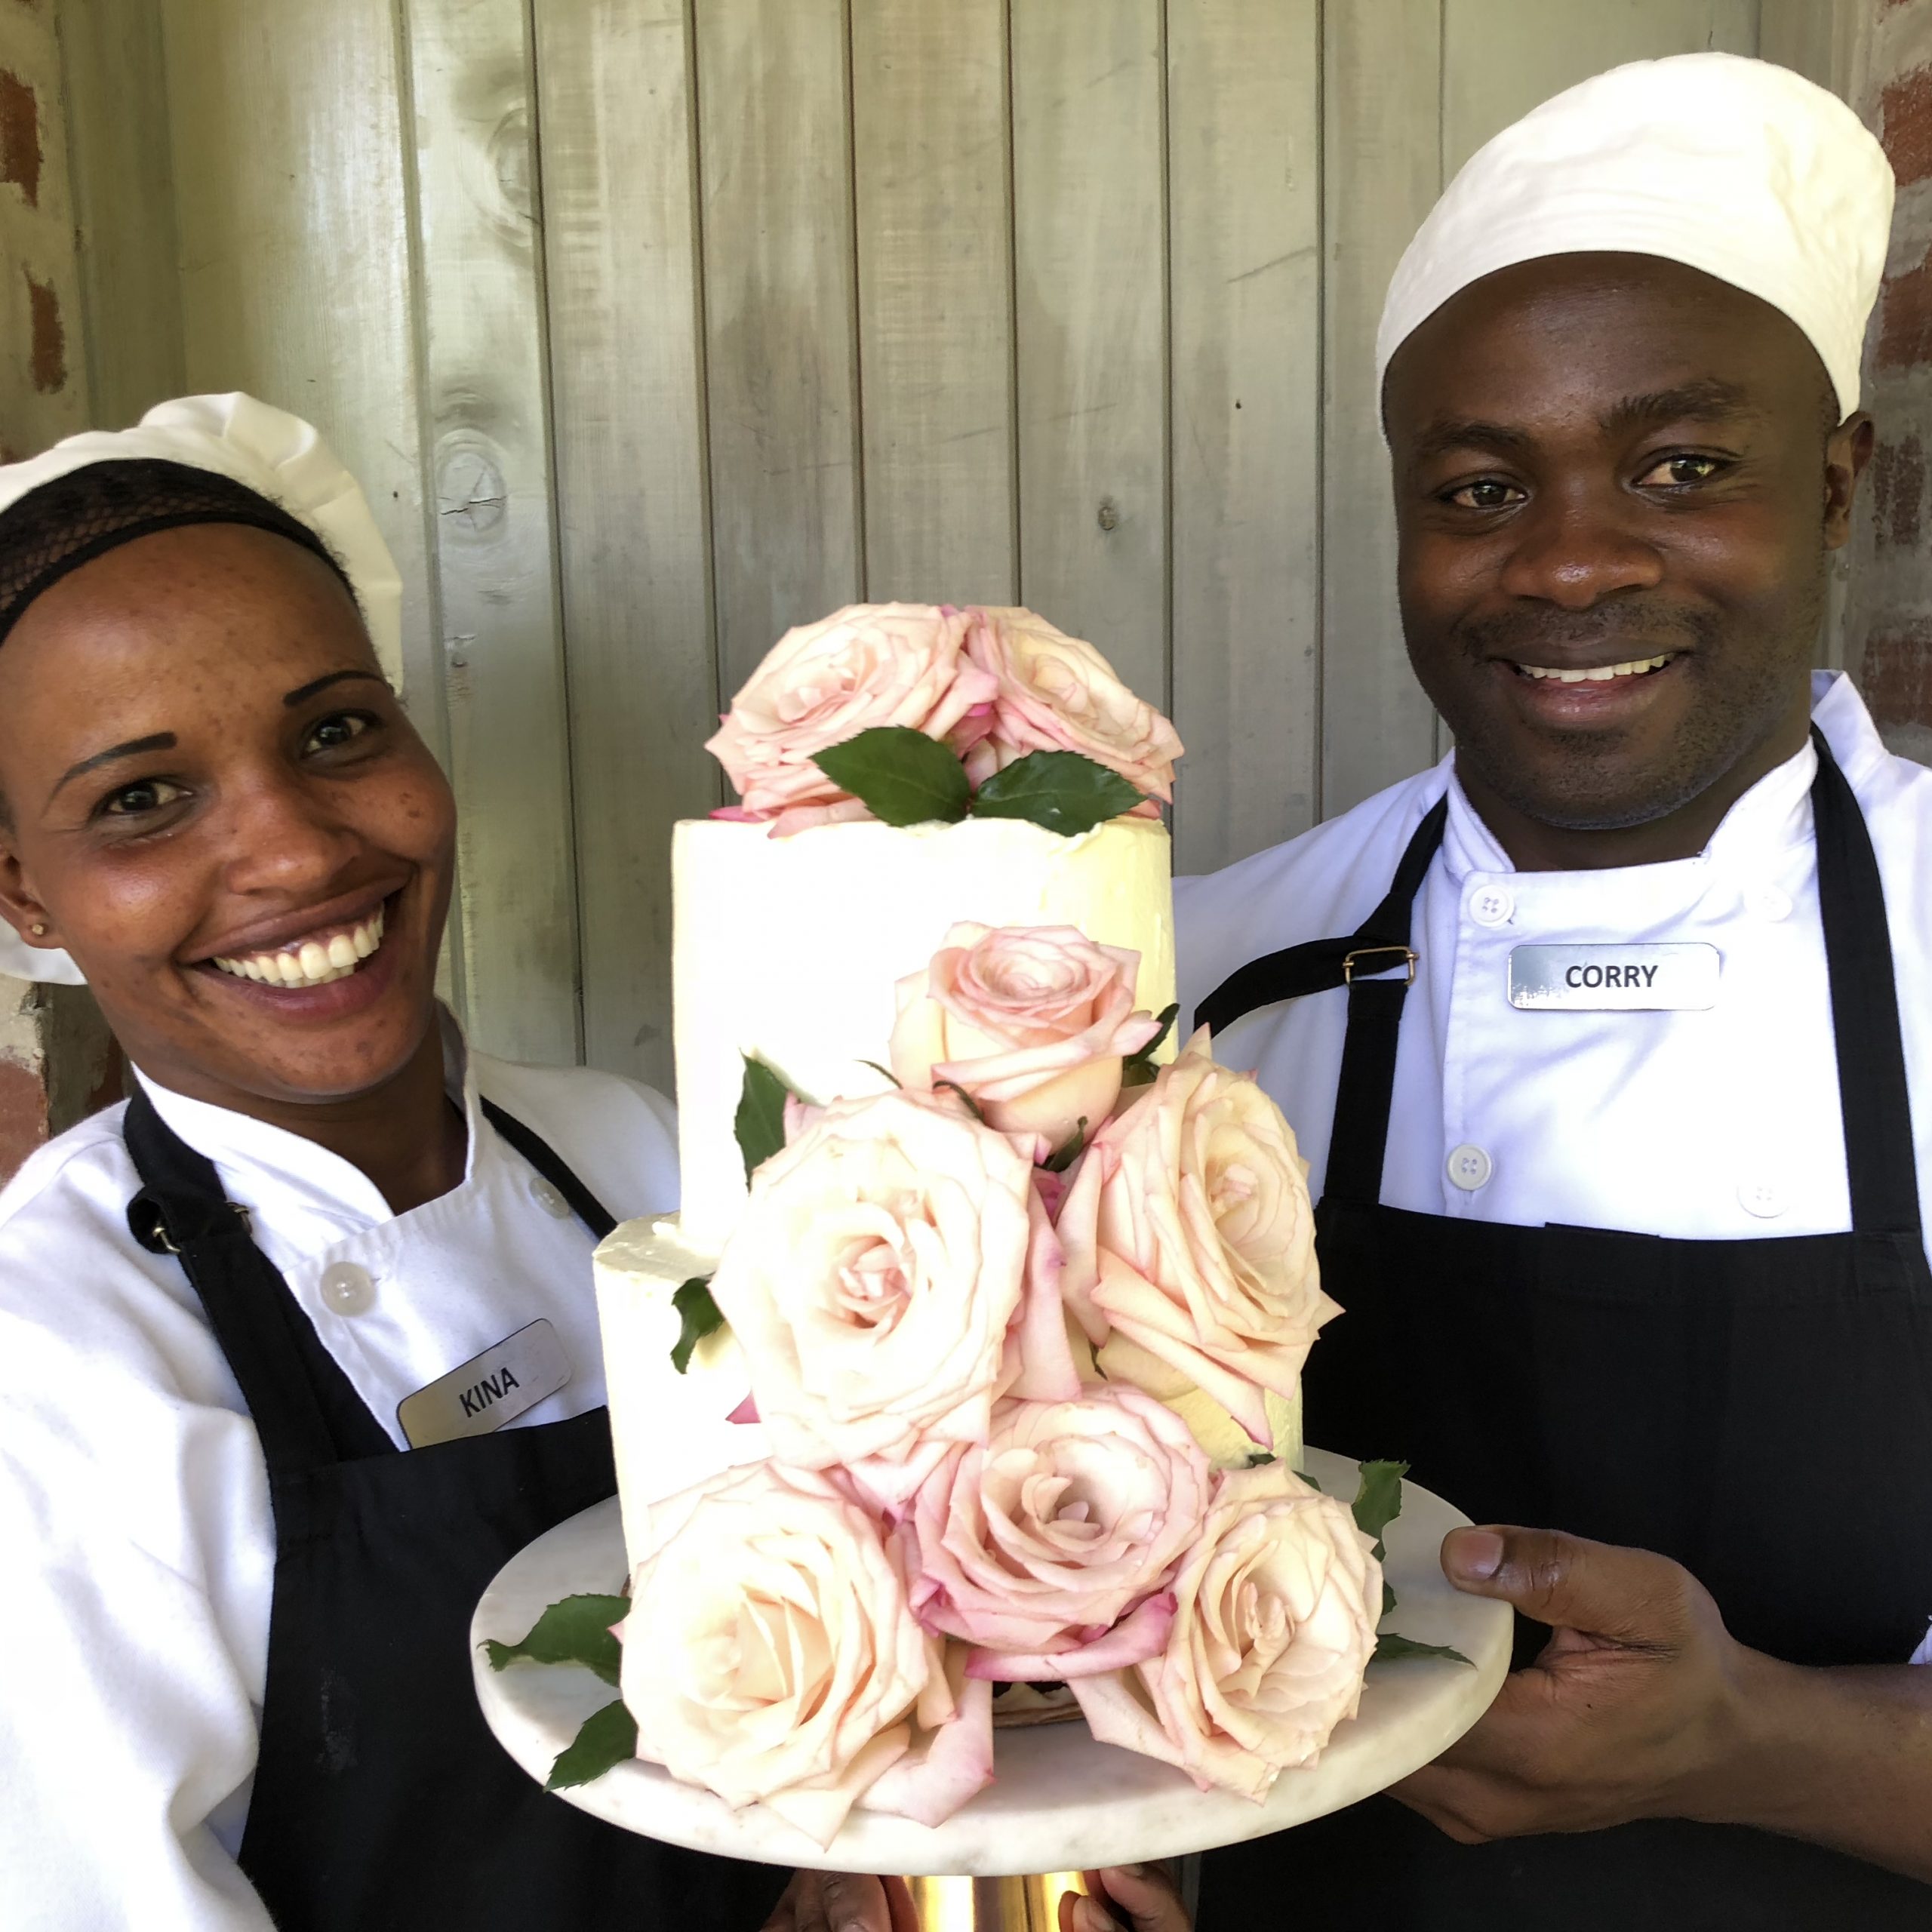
[0,0,113,1188]
[1849,0,1932,762]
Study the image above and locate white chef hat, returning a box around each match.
[0,393,405,985]
[1377,53,1896,423]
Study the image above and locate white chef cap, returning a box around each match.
[0,393,405,985]
[1377,53,1896,423]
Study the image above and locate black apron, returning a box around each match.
[124,1087,787,1932]
[1195,733,1932,1927]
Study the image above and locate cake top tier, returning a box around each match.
[705,602,1183,838]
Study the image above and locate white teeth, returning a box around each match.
[1519,654,1672,684]
[211,907,388,989]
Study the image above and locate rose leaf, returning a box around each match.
[1041,1117,1088,1174]
[970,749,1144,836]
[1244,1451,1278,1468]
[1294,1464,1323,1491]
[932,1078,988,1124]
[1372,1632,1472,1669]
[1382,1580,1398,1620]
[734,1054,792,1181]
[1121,1003,1181,1088]
[857,1059,902,1089]
[483,1592,629,1687]
[1352,1458,1409,1562]
[670,1278,727,1376]
[546,1698,640,1790]
[812,725,971,827]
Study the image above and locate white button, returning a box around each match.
[1468,884,1515,928]
[318,1263,376,1315]
[1737,1179,1788,1220]
[531,1176,572,1219]
[1746,884,1792,922]
[1446,1143,1493,1191]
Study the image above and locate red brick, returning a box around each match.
[1860,620,1932,734]
[1873,433,1927,550]
[1883,64,1932,186]
[25,269,63,392]
[1879,257,1932,372]
[0,1056,48,1186]
[0,69,38,207]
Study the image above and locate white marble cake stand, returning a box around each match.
[473,1446,1509,1894]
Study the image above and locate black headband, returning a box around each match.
[0,457,355,647]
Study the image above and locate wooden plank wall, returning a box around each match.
[60,1,1843,1084]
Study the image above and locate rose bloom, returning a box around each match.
[705,602,995,829]
[621,1460,989,1845]
[904,1385,1211,1672]
[888,922,1161,1152]
[1057,1029,1341,1447]
[707,1089,1075,1500]
[959,607,1183,803]
[1071,1462,1382,1799]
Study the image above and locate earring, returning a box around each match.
[29,921,48,937]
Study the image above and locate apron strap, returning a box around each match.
[125,1086,622,1475]
[125,1085,392,1470]
[480,1097,618,1242]
[1810,728,1921,1236]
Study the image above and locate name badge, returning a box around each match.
[1508,943,1721,1012]
[396,1319,571,1447]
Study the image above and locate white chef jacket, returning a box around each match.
[0,1015,678,1931]
[1176,672,1932,1664]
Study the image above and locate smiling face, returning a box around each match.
[1383,253,1871,864]
[0,521,456,1112]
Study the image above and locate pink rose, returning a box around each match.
[706,1090,1078,1506]
[888,923,1161,1152]
[903,1386,1211,1677]
[620,1460,990,1845]
[959,608,1183,803]
[1057,1029,1340,1446]
[705,603,995,826]
[1071,1463,1381,1799]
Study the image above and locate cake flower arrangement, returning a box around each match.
[489,605,1464,1844]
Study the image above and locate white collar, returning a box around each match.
[131,1006,478,1229]
[1438,671,1874,884]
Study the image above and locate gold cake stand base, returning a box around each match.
[904,1872,1085,1930]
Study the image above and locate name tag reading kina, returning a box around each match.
[1509,943,1721,1012]
[397,1319,571,1447]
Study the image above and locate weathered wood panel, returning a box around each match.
[697,0,863,695]
[851,0,1015,606]
[534,0,715,1091]
[1319,0,1444,817]
[405,0,578,1065]
[1166,0,1322,873]
[1011,0,1168,707]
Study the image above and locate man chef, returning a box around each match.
[1178,52,1932,1926]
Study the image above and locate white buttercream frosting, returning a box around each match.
[672,814,1175,1251]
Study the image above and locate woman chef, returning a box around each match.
[0,395,787,1930]
[1179,55,1932,1925]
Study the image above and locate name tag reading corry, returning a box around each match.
[396,1319,571,1447]
[1508,943,1721,1012]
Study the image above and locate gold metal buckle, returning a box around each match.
[1343,945,1418,986]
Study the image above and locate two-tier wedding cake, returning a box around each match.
[591,603,1378,1845]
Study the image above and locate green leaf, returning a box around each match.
[1373,1632,1472,1669]
[1041,1117,1088,1175]
[546,1698,640,1790]
[1352,1458,1409,1562]
[1382,1580,1398,1621]
[734,1055,792,1183]
[670,1278,726,1376]
[483,1593,630,1688]
[857,1059,902,1088]
[1121,1002,1181,1089]
[933,1078,987,1124]
[1244,1451,1278,1468]
[970,749,1145,837]
[813,726,971,827]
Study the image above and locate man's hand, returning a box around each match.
[1391,1524,1749,1842]
[761,1870,919,1932]
[1058,1864,1193,1932]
